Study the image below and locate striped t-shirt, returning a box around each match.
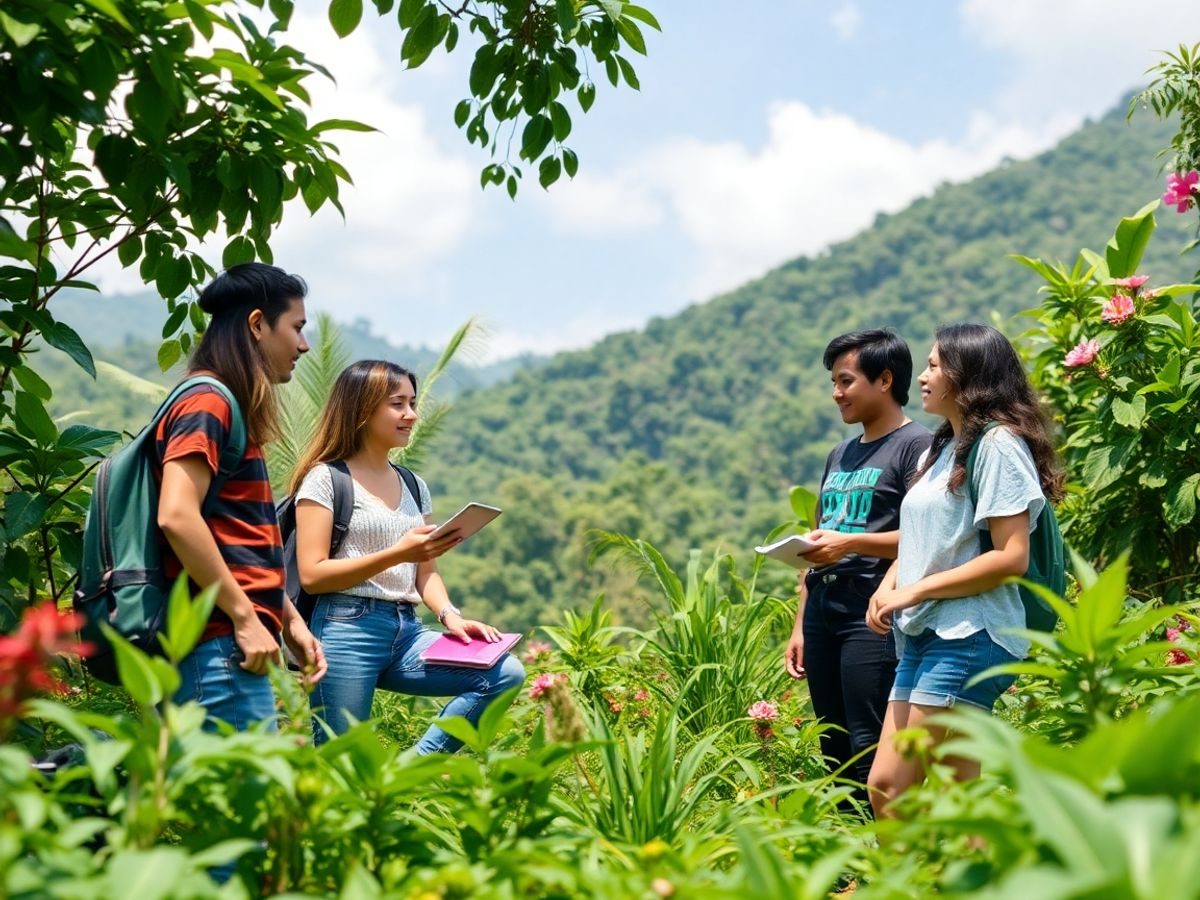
[153,383,285,642]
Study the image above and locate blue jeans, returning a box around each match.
[310,595,526,754]
[173,633,278,732]
[890,628,1018,711]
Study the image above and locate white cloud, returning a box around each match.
[960,0,1197,125]
[830,2,862,41]
[541,101,1058,300]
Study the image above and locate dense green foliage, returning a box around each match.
[418,103,1197,630]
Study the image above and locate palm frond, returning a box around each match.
[268,312,350,493]
[393,399,450,471]
[417,317,484,403]
[95,360,169,402]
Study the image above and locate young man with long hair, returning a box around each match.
[785,329,932,808]
[865,323,1063,818]
[156,263,326,730]
[290,360,524,753]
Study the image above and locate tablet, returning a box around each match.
[429,502,502,542]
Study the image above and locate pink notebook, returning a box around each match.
[420,632,523,669]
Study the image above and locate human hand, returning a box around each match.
[283,616,327,688]
[866,586,920,635]
[784,629,806,679]
[442,613,502,644]
[392,524,462,563]
[233,614,282,675]
[800,530,854,566]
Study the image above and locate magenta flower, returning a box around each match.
[528,672,564,700]
[1178,616,1192,633]
[1102,294,1136,325]
[1168,648,1192,666]
[1063,338,1100,368]
[747,700,780,722]
[1167,627,1182,642]
[521,640,553,663]
[1112,275,1149,291]
[1163,171,1199,213]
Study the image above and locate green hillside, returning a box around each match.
[40,291,542,432]
[423,103,1196,628]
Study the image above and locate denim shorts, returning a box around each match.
[889,628,1018,711]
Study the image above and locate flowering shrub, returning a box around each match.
[1019,203,1200,594]
[1162,170,1199,212]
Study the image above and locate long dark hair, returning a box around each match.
[189,263,307,446]
[288,360,418,496]
[919,323,1063,502]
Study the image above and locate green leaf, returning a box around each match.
[12,365,52,401]
[539,156,562,189]
[80,0,134,31]
[550,102,571,141]
[469,45,500,98]
[44,322,96,378]
[1110,394,1146,428]
[616,55,640,89]
[102,627,164,707]
[623,5,662,29]
[789,485,819,528]
[453,100,472,128]
[578,82,596,112]
[398,0,423,28]
[329,0,364,37]
[157,339,183,372]
[161,304,188,339]
[14,391,58,444]
[116,235,142,267]
[562,148,578,177]
[506,174,518,200]
[555,0,578,34]
[616,17,647,55]
[5,492,50,538]
[0,219,37,264]
[160,578,218,663]
[1165,473,1200,529]
[520,115,554,161]
[222,235,256,268]
[310,118,378,135]
[1105,200,1158,278]
[0,12,40,48]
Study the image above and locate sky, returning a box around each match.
[94,1,1200,361]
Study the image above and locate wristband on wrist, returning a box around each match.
[438,604,461,624]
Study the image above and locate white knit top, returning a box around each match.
[295,463,433,603]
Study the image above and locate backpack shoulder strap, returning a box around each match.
[965,421,1001,507]
[391,463,425,514]
[325,460,356,556]
[160,376,248,512]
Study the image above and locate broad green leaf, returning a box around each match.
[1164,473,1200,529]
[555,0,578,34]
[329,0,364,37]
[80,0,134,30]
[0,11,41,47]
[44,322,96,378]
[539,155,562,188]
[157,339,183,372]
[14,390,58,444]
[1105,200,1158,278]
[5,492,50,538]
[310,118,378,135]
[624,5,662,30]
[578,81,596,112]
[789,485,819,528]
[1110,394,1146,428]
[102,626,164,707]
[12,365,52,401]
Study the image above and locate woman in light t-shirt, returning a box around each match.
[290,360,524,753]
[863,324,1063,818]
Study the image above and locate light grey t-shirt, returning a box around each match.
[894,426,1046,659]
[295,464,433,603]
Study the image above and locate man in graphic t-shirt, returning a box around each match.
[784,329,931,809]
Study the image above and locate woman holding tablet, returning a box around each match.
[290,360,524,753]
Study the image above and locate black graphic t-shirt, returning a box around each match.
[807,420,932,591]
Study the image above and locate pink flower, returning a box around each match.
[634,688,649,702]
[609,701,623,714]
[1163,171,1199,213]
[1167,648,1192,666]
[528,672,564,700]
[1112,275,1149,290]
[1167,627,1182,642]
[747,700,779,722]
[1102,294,1136,325]
[1177,616,1192,632]
[521,640,553,663]
[1063,338,1100,368]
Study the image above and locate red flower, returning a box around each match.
[0,602,93,734]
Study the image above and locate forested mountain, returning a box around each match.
[422,103,1196,628]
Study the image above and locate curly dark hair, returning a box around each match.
[918,323,1064,502]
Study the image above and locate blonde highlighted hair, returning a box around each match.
[288,360,418,495]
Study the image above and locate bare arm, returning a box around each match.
[294,500,458,595]
[800,529,900,566]
[784,571,809,679]
[158,455,279,673]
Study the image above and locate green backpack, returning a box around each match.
[965,422,1065,633]
[73,376,246,682]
